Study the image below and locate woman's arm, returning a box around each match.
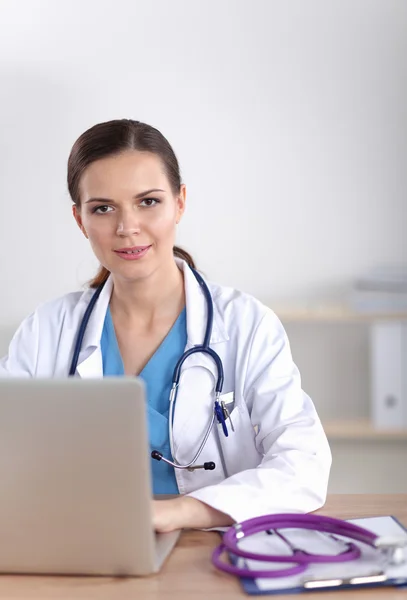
[153,496,234,532]
[170,309,332,524]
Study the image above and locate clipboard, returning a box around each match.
[232,515,407,595]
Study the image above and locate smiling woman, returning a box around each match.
[67,120,196,289]
[0,118,332,534]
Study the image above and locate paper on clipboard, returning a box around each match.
[236,516,407,595]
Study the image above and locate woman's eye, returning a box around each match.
[140,197,160,207]
[92,205,113,214]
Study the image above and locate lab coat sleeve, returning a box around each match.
[0,312,39,377]
[187,309,332,522]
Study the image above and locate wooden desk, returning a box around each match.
[0,495,406,599]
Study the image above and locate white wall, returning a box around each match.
[1,0,406,323]
[1,0,406,492]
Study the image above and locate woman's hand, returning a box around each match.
[152,496,234,533]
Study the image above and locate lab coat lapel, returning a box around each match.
[171,261,229,460]
[75,277,113,378]
[177,259,228,347]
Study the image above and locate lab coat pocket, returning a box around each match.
[216,405,260,478]
[219,391,235,413]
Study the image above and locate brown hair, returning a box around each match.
[67,119,195,287]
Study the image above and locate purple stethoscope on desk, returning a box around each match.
[212,513,407,581]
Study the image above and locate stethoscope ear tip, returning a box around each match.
[204,462,216,470]
[151,450,162,461]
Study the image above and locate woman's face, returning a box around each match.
[73,150,186,283]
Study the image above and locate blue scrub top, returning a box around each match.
[101,306,187,494]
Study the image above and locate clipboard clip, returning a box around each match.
[374,535,407,566]
[304,571,387,589]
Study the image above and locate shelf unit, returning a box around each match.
[273,306,407,323]
[323,419,407,441]
[274,305,407,440]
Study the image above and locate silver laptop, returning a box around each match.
[0,378,180,576]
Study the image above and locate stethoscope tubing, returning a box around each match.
[68,267,227,471]
[168,387,216,469]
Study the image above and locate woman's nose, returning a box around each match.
[116,210,141,237]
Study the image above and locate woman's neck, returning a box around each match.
[110,260,185,326]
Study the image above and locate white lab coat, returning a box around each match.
[0,259,331,522]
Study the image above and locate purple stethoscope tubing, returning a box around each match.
[212,513,378,579]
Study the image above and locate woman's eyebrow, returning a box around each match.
[134,188,165,198]
[85,188,166,204]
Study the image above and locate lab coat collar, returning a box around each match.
[80,276,114,350]
[75,258,229,377]
[75,276,113,377]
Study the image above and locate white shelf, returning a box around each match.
[323,419,407,441]
[273,306,407,323]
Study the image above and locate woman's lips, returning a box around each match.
[113,245,151,260]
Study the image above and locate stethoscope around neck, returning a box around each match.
[68,266,230,472]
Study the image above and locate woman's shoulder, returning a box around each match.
[32,287,95,326]
[208,279,283,332]
[1,287,97,377]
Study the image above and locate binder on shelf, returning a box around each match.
[370,322,407,429]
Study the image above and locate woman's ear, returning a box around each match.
[72,205,89,239]
[176,184,187,224]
